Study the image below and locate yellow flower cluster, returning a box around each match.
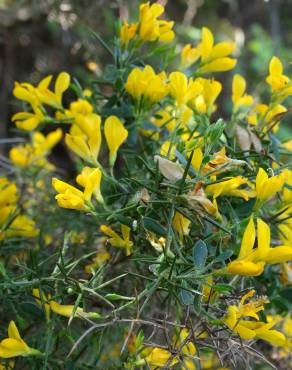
[13,72,70,130]
[120,2,174,46]
[224,290,288,346]
[0,178,38,241]
[9,129,62,169]
[181,27,237,73]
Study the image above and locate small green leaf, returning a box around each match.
[214,250,233,263]
[180,288,193,305]
[193,240,208,269]
[142,217,166,236]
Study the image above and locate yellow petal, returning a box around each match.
[227,260,265,276]
[55,72,70,98]
[8,322,21,341]
[269,56,283,76]
[199,57,237,73]
[256,168,268,195]
[257,218,270,259]
[104,116,128,166]
[264,246,292,264]
[209,41,236,59]
[200,27,214,61]
[0,339,28,358]
[232,74,246,104]
[65,134,93,164]
[238,216,255,259]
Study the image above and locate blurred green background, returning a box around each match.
[0,0,291,143]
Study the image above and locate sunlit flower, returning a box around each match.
[232,74,253,113]
[172,211,191,239]
[125,65,168,105]
[52,167,103,211]
[138,2,174,43]
[197,27,236,74]
[9,129,62,169]
[181,44,200,68]
[104,115,128,167]
[100,224,133,256]
[0,321,40,359]
[224,290,287,346]
[193,77,222,115]
[266,56,292,102]
[206,176,255,200]
[32,289,100,319]
[120,21,138,45]
[169,71,202,107]
[255,167,285,208]
[227,216,292,276]
[65,113,101,166]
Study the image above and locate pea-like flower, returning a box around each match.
[227,216,292,276]
[224,290,287,346]
[197,27,237,74]
[52,167,103,211]
[0,321,41,359]
[125,65,168,105]
[100,224,133,256]
[32,289,100,320]
[232,74,253,113]
[104,115,128,167]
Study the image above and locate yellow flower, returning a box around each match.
[138,2,174,43]
[152,106,176,133]
[76,167,104,204]
[9,129,62,169]
[160,140,176,160]
[32,289,100,319]
[125,65,168,105]
[66,113,101,166]
[197,27,237,74]
[175,329,197,368]
[232,74,253,113]
[193,78,222,115]
[120,21,138,45]
[169,72,202,107]
[64,99,93,118]
[0,321,40,359]
[0,215,39,241]
[35,72,70,108]
[172,211,191,239]
[13,72,70,110]
[255,167,285,207]
[143,347,177,369]
[104,116,128,167]
[0,178,18,207]
[227,216,292,276]
[224,291,287,346]
[0,178,39,241]
[11,107,45,131]
[247,103,287,132]
[266,56,291,93]
[85,243,111,273]
[181,44,200,68]
[100,224,133,256]
[206,176,255,200]
[52,167,103,211]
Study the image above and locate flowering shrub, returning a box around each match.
[1,2,292,369]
